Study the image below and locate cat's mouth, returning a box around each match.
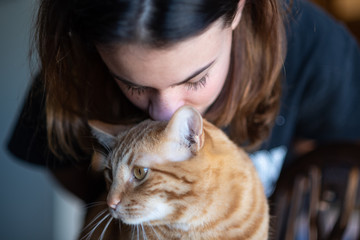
[109,207,147,225]
[108,203,172,225]
[109,208,121,219]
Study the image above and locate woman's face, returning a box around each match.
[97,21,236,121]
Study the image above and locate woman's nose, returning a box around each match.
[148,90,184,121]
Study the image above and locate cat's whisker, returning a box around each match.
[81,213,111,240]
[141,223,148,240]
[149,224,162,240]
[99,216,113,240]
[131,225,136,240]
[83,201,107,209]
[82,209,108,231]
[136,224,140,240]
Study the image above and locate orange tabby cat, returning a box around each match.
[82,106,269,240]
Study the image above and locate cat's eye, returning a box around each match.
[133,167,149,180]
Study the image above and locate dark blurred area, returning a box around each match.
[270,3,360,239]
[311,0,360,43]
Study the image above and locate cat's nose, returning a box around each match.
[107,194,121,209]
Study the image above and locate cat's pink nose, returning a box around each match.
[107,194,121,209]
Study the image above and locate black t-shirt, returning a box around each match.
[250,0,360,195]
[7,0,360,194]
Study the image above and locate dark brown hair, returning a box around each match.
[35,0,286,159]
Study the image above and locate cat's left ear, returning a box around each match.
[88,120,124,148]
[164,106,205,161]
[88,120,129,171]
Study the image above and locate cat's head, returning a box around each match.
[89,106,207,225]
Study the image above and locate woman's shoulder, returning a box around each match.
[284,0,360,89]
[7,74,87,169]
[285,0,360,69]
[261,0,360,149]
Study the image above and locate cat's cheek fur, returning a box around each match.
[119,198,173,225]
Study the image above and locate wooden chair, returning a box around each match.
[270,143,360,240]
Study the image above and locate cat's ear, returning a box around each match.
[88,120,129,171]
[164,106,204,160]
[88,120,127,148]
[91,151,107,171]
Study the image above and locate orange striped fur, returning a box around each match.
[83,106,269,240]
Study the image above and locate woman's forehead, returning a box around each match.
[97,21,230,87]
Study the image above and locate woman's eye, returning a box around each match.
[126,85,147,95]
[119,74,208,94]
[133,167,149,180]
[185,74,208,91]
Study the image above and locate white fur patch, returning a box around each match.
[161,141,192,162]
[123,198,173,224]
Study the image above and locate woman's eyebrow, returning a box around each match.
[173,59,216,86]
[110,59,216,87]
[110,73,139,87]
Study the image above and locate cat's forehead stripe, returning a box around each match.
[125,151,135,166]
[124,125,149,166]
[114,122,157,166]
[151,168,195,185]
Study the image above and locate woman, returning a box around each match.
[8,0,360,202]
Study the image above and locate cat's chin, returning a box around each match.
[116,215,159,226]
[122,218,146,225]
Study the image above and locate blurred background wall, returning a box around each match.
[0,0,83,239]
